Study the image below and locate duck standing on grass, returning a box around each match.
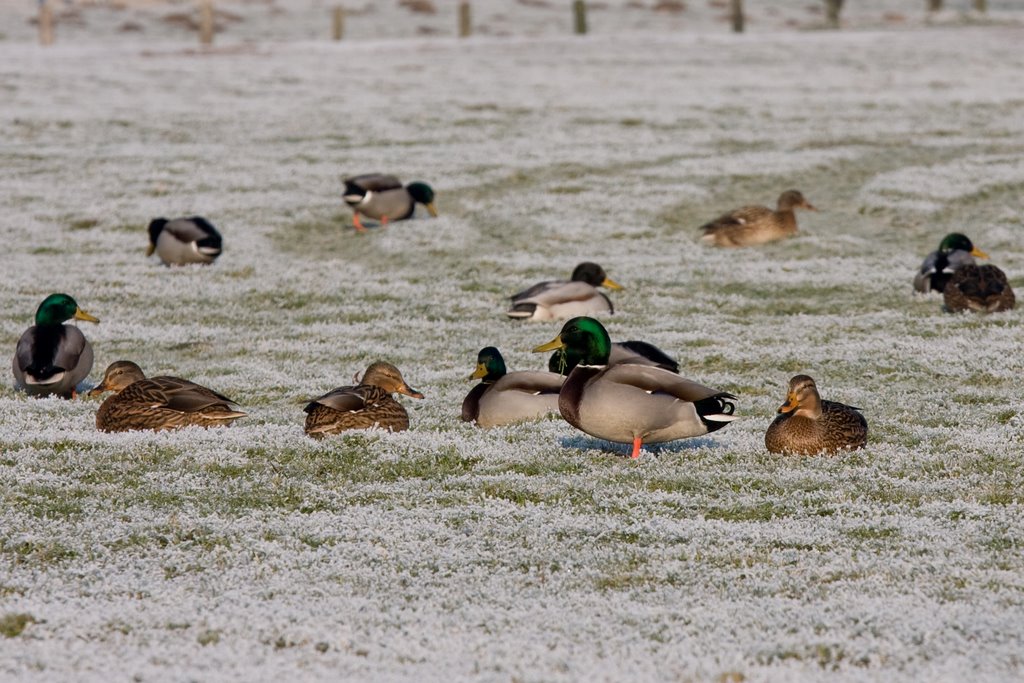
[462,347,563,428]
[90,360,246,432]
[764,375,867,455]
[13,293,99,399]
[147,216,223,266]
[533,317,737,459]
[913,232,987,294]
[304,361,424,438]
[700,189,816,247]
[343,174,438,232]
[507,262,623,321]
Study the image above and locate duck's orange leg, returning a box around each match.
[380,215,389,228]
[631,436,643,459]
[353,214,367,232]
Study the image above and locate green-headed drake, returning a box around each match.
[13,293,99,399]
[342,174,437,232]
[943,263,1016,313]
[462,347,563,428]
[147,216,223,266]
[533,317,737,459]
[304,361,424,438]
[765,375,867,455]
[700,189,816,247]
[89,360,246,432]
[914,233,987,293]
[507,262,623,321]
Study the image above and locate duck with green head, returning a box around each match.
[914,233,987,293]
[343,174,438,232]
[533,317,737,459]
[462,347,563,428]
[507,262,623,321]
[13,293,100,399]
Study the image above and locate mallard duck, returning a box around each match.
[12,293,99,399]
[533,317,737,459]
[699,189,816,247]
[765,375,867,455]
[913,232,987,293]
[548,338,679,375]
[943,263,1016,313]
[462,347,563,428]
[342,174,438,231]
[147,216,223,266]
[304,361,424,438]
[507,262,623,321]
[89,360,246,432]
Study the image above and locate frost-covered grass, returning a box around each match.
[2,17,1024,683]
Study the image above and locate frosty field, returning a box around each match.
[2,9,1024,683]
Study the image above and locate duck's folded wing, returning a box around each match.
[143,376,240,413]
[495,371,564,395]
[612,341,679,372]
[600,364,727,402]
[510,278,564,302]
[306,386,367,413]
[345,174,403,193]
[516,281,598,307]
[164,218,216,244]
[49,327,87,374]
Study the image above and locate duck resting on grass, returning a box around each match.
[764,375,867,456]
[462,347,563,428]
[147,216,223,266]
[507,262,623,321]
[943,263,1016,313]
[699,189,816,247]
[913,232,987,294]
[304,361,424,438]
[89,360,247,432]
[342,174,437,232]
[13,293,99,399]
[532,317,737,459]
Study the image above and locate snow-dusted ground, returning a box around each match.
[2,6,1024,682]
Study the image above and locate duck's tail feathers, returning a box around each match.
[696,392,738,432]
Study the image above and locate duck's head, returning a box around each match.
[938,233,987,258]
[146,218,169,256]
[777,190,817,212]
[406,182,438,217]
[570,262,623,290]
[88,360,146,397]
[35,293,99,326]
[778,374,822,419]
[361,361,425,399]
[533,316,611,366]
[470,347,507,382]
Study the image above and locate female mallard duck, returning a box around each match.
[507,262,623,321]
[147,216,223,266]
[700,189,817,247]
[462,347,563,428]
[764,375,867,455]
[533,317,737,459]
[548,338,679,375]
[13,293,99,399]
[913,233,987,293]
[304,361,424,438]
[943,263,1015,313]
[343,174,438,231]
[89,360,246,432]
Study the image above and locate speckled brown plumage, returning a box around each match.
[700,190,816,247]
[943,263,1015,313]
[303,361,424,438]
[764,375,866,456]
[90,360,246,433]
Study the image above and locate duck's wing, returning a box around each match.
[612,341,679,373]
[345,174,403,193]
[493,371,564,395]
[513,281,599,307]
[510,278,566,303]
[701,205,773,232]
[600,364,732,403]
[132,376,242,414]
[305,385,367,414]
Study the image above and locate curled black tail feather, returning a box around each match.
[695,392,737,433]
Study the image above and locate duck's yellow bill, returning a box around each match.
[146,244,156,257]
[778,391,799,414]
[75,308,99,324]
[602,277,623,291]
[971,247,988,259]
[469,363,488,380]
[533,335,565,353]
[426,202,439,217]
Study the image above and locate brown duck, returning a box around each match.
[943,263,1015,313]
[90,360,246,433]
[700,190,816,247]
[304,361,424,438]
[764,375,866,455]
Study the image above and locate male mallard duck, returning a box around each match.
[943,263,1016,313]
[548,338,679,375]
[12,293,99,399]
[913,233,987,293]
[700,189,817,247]
[462,347,563,428]
[764,375,867,455]
[342,174,438,231]
[533,317,737,459]
[89,360,246,432]
[507,262,623,321]
[304,361,424,438]
[147,216,223,266]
